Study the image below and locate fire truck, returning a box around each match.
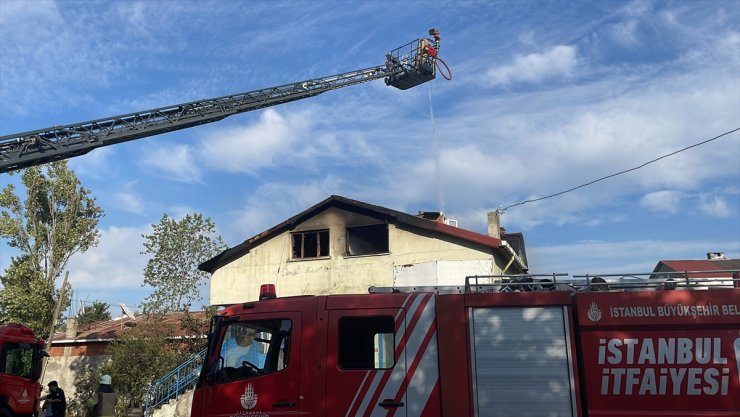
[0,324,47,417]
[190,275,740,417]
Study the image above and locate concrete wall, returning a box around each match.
[211,207,506,304]
[42,348,109,412]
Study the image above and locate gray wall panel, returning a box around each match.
[471,306,575,417]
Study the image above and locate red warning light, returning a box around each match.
[259,284,277,300]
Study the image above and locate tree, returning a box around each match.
[104,317,180,408]
[141,213,226,313]
[0,255,70,338]
[77,301,112,327]
[0,162,102,337]
[178,306,217,356]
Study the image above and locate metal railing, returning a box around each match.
[144,348,206,417]
[370,271,740,295]
[464,270,740,293]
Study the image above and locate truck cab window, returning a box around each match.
[215,319,291,383]
[2,343,34,378]
[338,316,394,369]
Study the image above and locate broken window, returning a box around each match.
[346,224,389,256]
[291,230,329,259]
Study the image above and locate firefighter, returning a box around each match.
[224,325,261,368]
[40,381,66,417]
[87,374,116,417]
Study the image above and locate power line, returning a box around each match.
[500,127,740,212]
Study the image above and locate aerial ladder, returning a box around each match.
[0,30,448,173]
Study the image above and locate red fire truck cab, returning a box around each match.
[191,280,740,416]
[0,324,46,417]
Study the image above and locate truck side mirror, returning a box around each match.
[31,349,49,382]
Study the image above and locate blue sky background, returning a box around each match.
[1,0,738,314]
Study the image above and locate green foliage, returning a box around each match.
[141,213,225,313]
[77,301,112,327]
[177,306,217,358]
[0,162,102,337]
[105,317,181,408]
[72,364,129,417]
[0,255,71,338]
[70,367,101,417]
[69,310,214,413]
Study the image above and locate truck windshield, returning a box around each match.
[214,318,291,383]
[2,342,34,379]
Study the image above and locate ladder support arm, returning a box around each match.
[0,33,442,173]
[0,66,398,173]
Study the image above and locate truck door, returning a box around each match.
[0,342,39,415]
[326,306,408,417]
[197,312,301,417]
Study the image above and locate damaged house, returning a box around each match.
[201,195,529,304]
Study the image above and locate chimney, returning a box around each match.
[65,317,77,339]
[417,211,445,223]
[487,211,501,239]
[707,252,727,260]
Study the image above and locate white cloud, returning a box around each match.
[609,19,642,48]
[225,177,344,244]
[108,181,145,214]
[140,143,203,183]
[640,190,683,213]
[423,39,740,229]
[66,225,150,291]
[199,109,314,174]
[166,205,200,221]
[69,147,116,179]
[698,195,732,218]
[113,191,145,215]
[485,45,578,86]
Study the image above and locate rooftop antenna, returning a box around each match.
[77,293,89,317]
[120,303,136,321]
[119,303,136,330]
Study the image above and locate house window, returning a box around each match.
[347,224,389,256]
[291,230,329,259]
[338,316,395,369]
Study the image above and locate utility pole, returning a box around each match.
[41,271,69,381]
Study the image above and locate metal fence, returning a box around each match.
[144,348,206,416]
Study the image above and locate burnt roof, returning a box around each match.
[200,195,504,273]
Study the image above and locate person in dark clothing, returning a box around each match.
[87,374,116,417]
[41,381,66,417]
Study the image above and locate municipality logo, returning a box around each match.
[19,388,30,404]
[240,383,258,410]
[587,302,602,322]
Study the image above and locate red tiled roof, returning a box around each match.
[53,311,208,343]
[654,260,739,278]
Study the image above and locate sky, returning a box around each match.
[1,0,739,315]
